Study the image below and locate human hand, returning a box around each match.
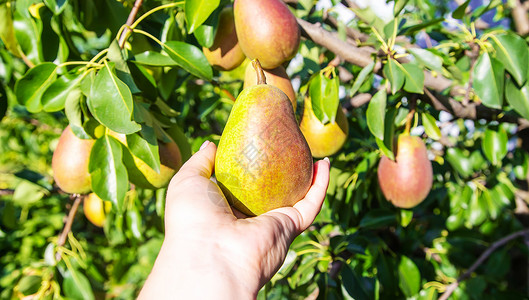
[138,140,330,299]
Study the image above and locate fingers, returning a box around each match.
[292,158,330,231]
[171,141,216,183]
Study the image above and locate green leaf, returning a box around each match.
[446,148,473,178]
[126,133,160,173]
[472,52,504,109]
[41,72,83,112]
[63,268,95,300]
[89,135,128,210]
[506,77,529,120]
[491,33,528,86]
[398,255,421,297]
[43,0,68,15]
[408,48,442,71]
[164,41,213,80]
[366,89,387,140]
[0,83,7,121]
[467,188,487,226]
[108,39,140,94]
[87,63,141,134]
[0,3,19,55]
[185,0,220,33]
[13,11,42,64]
[194,8,220,48]
[309,70,340,124]
[134,51,178,67]
[482,127,508,165]
[400,209,413,227]
[375,106,396,161]
[401,63,424,94]
[64,87,92,139]
[126,207,143,240]
[383,58,404,94]
[17,275,41,296]
[452,0,470,19]
[394,0,408,15]
[359,209,397,229]
[350,61,375,96]
[421,112,441,140]
[15,62,57,113]
[341,265,370,300]
[12,180,46,206]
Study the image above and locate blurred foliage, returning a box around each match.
[1,0,529,299]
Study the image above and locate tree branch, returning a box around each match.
[119,0,144,48]
[439,228,529,300]
[55,194,84,261]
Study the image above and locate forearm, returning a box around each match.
[138,240,257,299]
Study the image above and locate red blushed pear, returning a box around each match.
[243,62,297,110]
[203,6,246,71]
[215,59,313,216]
[52,126,95,194]
[377,135,433,209]
[234,0,300,69]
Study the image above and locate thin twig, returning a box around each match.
[119,0,144,48]
[55,194,84,261]
[439,228,529,300]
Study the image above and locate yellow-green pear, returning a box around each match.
[300,97,349,158]
[215,59,313,216]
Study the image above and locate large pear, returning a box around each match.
[234,0,300,69]
[203,6,246,71]
[377,135,433,208]
[300,97,348,158]
[52,126,94,194]
[215,60,313,216]
[243,63,297,111]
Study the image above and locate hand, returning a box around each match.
[138,141,330,299]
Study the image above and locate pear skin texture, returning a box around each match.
[110,132,182,189]
[203,7,246,71]
[234,0,300,69]
[83,193,111,228]
[52,126,94,194]
[215,84,313,216]
[243,63,297,110]
[300,98,348,158]
[377,135,433,208]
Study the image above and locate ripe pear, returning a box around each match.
[110,132,182,189]
[215,60,313,216]
[84,193,111,228]
[203,6,246,71]
[243,63,297,110]
[377,135,433,208]
[300,97,348,158]
[234,0,300,69]
[52,126,94,194]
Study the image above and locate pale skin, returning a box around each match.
[138,140,330,299]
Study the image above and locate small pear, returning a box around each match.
[234,0,300,69]
[52,126,94,194]
[203,6,246,71]
[300,97,348,158]
[215,59,313,216]
[377,135,433,208]
[243,63,297,110]
[84,193,111,228]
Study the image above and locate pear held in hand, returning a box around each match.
[377,135,433,208]
[234,0,300,69]
[203,6,246,71]
[243,63,297,111]
[52,126,95,194]
[300,97,348,158]
[215,59,313,216]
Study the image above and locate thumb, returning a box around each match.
[171,141,216,184]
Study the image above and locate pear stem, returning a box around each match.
[252,59,267,85]
[404,97,417,135]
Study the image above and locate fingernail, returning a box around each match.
[199,140,210,151]
[323,157,330,166]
